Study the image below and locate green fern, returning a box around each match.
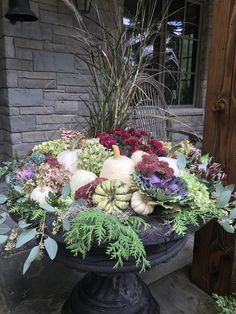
[64,209,151,272]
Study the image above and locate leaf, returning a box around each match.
[215,183,224,197]
[15,228,37,249]
[18,220,32,229]
[0,212,7,224]
[62,219,71,231]
[48,191,57,201]
[221,221,235,233]
[61,184,71,199]
[0,166,8,177]
[23,246,40,274]
[17,198,27,204]
[216,190,232,208]
[225,184,235,194]
[0,194,8,205]
[177,153,186,170]
[14,185,22,193]
[0,235,8,244]
[40,203,55,213]
[0,224,10,235]
[229,208,236,220]
[44,237,58,260]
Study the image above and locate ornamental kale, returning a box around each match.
[132,172,187,202]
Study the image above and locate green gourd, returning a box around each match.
[92,179,132,214]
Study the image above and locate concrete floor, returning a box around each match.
[0,235,219,314]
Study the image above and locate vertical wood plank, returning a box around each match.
[191,0,236,295]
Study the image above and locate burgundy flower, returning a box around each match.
[45,155,60,168]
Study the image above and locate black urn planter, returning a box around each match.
[46,216,198,314]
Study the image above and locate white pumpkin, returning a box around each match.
[131,191,154,215]
[30,186,53,205]
[99,145,134,185]
[57,149,81,173]
[158,157,180,176]
[70,169,97,195]
[131,151,148,165]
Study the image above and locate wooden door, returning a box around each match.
[191,0,236,295]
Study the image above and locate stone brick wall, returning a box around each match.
[0,0,212,160]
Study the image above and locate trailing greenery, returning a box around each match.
[213,293,236,314]
[65,209,151,271]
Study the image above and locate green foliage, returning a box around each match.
[78,139,113,175]
[9,198,44,221]
[171,172,218,235]
[65,209,150,272]
[0,166,8,177]
[32,139,70,156]
[213,293,236,314]
[23,246,40,275]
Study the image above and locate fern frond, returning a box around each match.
[64,209,150,272]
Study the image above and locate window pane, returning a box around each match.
[180,74,195,104]
[164,72,180,105]
[185,2,200,39]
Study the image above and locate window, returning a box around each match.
[123,0,203,106]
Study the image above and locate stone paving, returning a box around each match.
[0,235,219,314]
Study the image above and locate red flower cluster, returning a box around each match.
[135,155,174,177]
[45,155,60,168]
[97,128,166,157]
[75,178,107,204]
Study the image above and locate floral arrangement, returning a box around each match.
[0,127,235,274]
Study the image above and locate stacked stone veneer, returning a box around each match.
[0,0,212,160]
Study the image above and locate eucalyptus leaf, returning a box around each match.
[40,203,55,213]
[229,208,236,220]
[15,228,37,249]
[5,174,10,184]
[14,185,22,193]
[215,183,224,197]
[221,221,235,233]
[0,212,7,224]
[225,184,235,194]
[44,237,58,260]
[62,219,71,231]
[61,184,71,199]
[23,246,40,274]
[0,235,8,244]
[0,194,7,205]
[177,154,186,170]
[216,190,232,209]
[17,198,27,204]
[0,224,10,235]
[18,220,32,229]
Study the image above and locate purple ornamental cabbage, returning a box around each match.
[133,173,187,199]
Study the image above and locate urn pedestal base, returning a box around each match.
[61,272,159,314]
